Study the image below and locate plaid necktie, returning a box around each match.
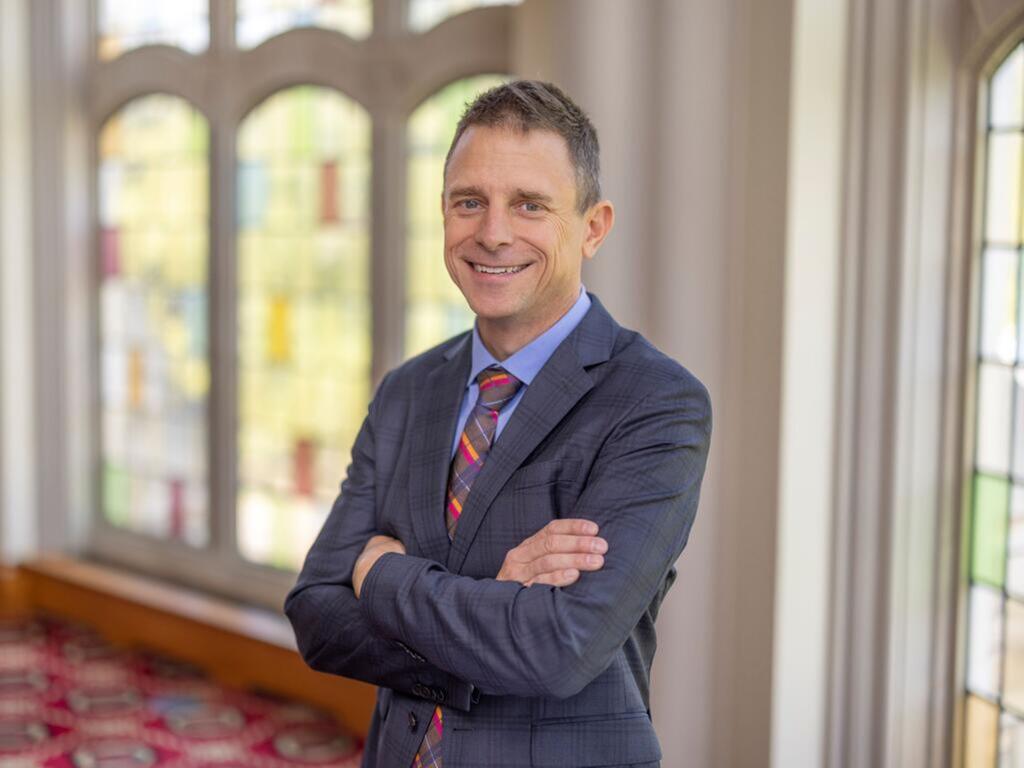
[411,366,523,768]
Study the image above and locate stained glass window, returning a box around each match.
[236,86,371,570]
[407,0,522,32]
[97,0,208,61]
[98,95,210,547]
[964,41,1024,766]
[405,75,505,357]
[237,0,372,47]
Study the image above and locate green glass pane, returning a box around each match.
[98,94,210,548]
[992,44,1024,130]
[237,0,371,46]
[966,694,1000,768]
[985,132,1022,246]
[236,85,370,571]
[404,75,506,358]
[98,0,208,60]
[974,473,1011,588]
[408,0,522,32]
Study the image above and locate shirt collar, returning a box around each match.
[467,287,592,388]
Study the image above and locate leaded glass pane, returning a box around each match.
[970,584,1005,698]
[967,695,1001,768]
[1008,482,1024,596]
[99,95,210,546]
[986,133,1022,246]
[97,0,208,60]
[1007,600,1024,713]
[408,0,522,32]
[405,75,505,358]
[237,0,371,47]
[236,86,370,570]
[974,474,1010,589]
[992,45,1024,130]
[978,363,1014,476]
[981,248,1020,364]
[1003,711,1024,768]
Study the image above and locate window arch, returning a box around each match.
[97,93,211,547]
[404,74,506,358]
[236,85,371,570]
[963,39,1024,766]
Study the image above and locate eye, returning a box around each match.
[457,199,482,210]
[520,201,544,213]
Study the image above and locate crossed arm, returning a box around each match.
[285,375,710,704]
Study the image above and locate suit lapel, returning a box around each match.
[446,296,619,574]
[408,335,471,564]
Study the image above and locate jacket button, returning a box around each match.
[408,711,418,732]
[433,688,446,703]
[412,683,428,698]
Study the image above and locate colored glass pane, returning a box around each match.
[405,75,505,358]
[1008,482,1024,596]
[981,248,1019,364]
[236,85,370,570]
[1001,711,1024,767]
[977,363,1014,476]
[1007,599,1024,713]
[97,0,208,60]
[966,695,1000,768]
[98,95,210,546]
[992,45,1024,130]
[969,584,1005,699]
[408,0,522,32]
[985,132,1022,246]
[973,474,1010,588]
[237,0,371,47]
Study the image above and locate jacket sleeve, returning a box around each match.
[283,374,477,711]
[358,375,712,700]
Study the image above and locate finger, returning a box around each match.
[515,533,607,563]
[526,569,581,588]
[542,519,600,537]
[522,553,603,580]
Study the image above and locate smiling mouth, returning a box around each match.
[471,263,528,275]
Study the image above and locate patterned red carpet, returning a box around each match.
[0,615,363,767]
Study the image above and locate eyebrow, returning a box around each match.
[445,186,554,205]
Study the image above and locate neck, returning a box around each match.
[476,290,580,361]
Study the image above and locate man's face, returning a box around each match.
[442,126,597,347]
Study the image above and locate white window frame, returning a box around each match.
[81,0,517,608]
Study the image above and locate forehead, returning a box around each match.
[444,126,576,195]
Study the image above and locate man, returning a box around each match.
[285,80,711,768]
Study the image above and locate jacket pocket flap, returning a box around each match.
[530,713,661,766]
[506,459,582,491]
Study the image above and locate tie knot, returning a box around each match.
[475,367,523,412]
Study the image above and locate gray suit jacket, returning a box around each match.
[285,295,712,767]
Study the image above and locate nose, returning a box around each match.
[475,206,513,252]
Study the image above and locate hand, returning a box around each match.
[353,535,406,598]
[497,519,607,587]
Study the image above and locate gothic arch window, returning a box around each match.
[963,39,1024,766]
[88,0,518,603]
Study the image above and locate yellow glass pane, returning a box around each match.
[237,0,371,46]
[236,85,370,571]
[965,694,999,768]
[1005,599,1024,711]
[404,75,507,358]
[98,95,210,548]
[986,133,1022,245]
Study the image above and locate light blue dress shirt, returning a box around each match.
[451,287,592,457]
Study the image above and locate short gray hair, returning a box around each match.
[444,80,602,213]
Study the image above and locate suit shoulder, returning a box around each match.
[607,329,711,407]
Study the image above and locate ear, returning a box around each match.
[581,200,615,260]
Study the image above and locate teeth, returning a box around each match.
[474,264,525,274]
